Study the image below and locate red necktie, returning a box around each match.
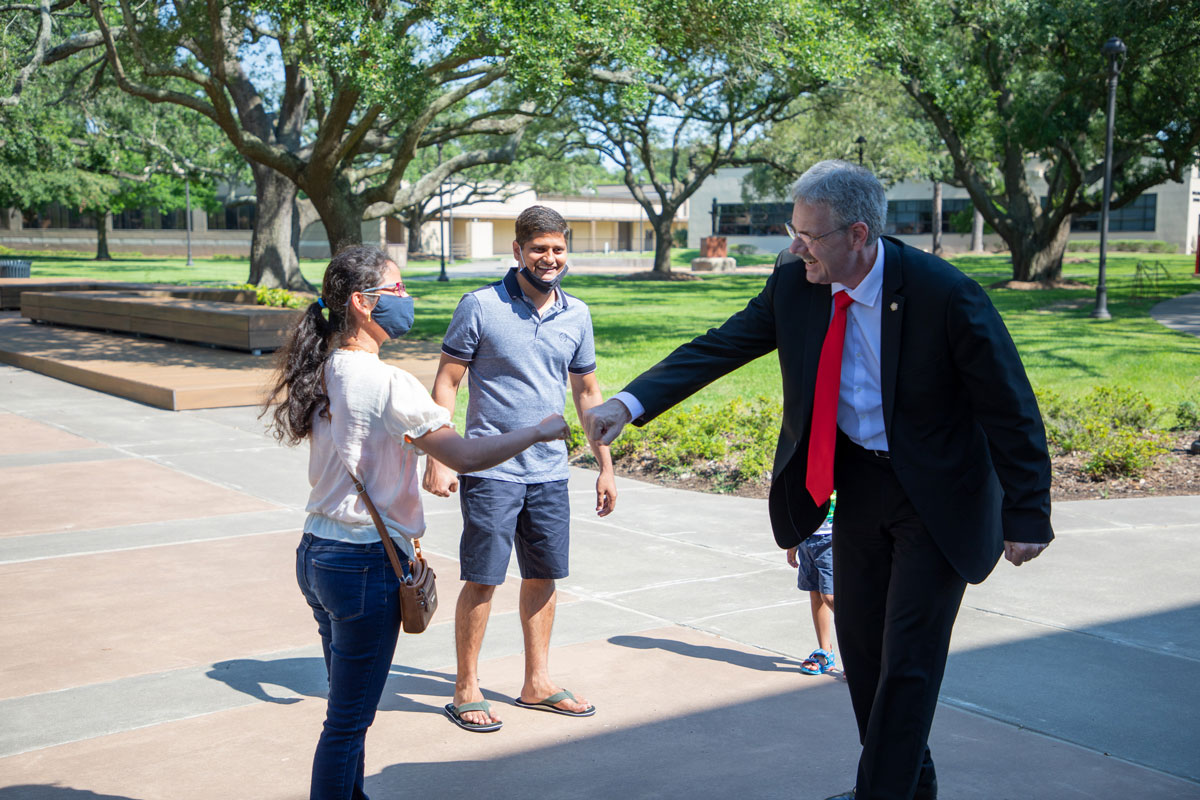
[806,291,854,505]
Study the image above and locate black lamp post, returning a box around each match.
[855,135,866,166]
[1092,36,1126,320]
[184,173,194,267]
[436,142,448,282]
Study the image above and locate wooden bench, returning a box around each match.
[20,290,300,354]
[0,280,256,310]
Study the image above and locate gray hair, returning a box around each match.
[790,160,887,246]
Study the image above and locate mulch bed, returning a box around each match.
[593,431,1200,502]
[618,270,702,281]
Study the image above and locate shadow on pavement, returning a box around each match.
[0,787,142,800]
[206,657,478,716]
[369,682,861,800]
[609,634,808,674]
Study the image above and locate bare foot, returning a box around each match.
[518,682,592,713]
[453,684,501,726]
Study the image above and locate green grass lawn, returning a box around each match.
[401,252,1200,420]
[10,247,1200,420]
[1,251,444,285]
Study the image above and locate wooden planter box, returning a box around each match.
[0,280,256,310]
[20,290,299,354]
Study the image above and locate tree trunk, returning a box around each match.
[246,165,312,291]
[931,181,943,255]
[406,209,424,255]
[311,185,366,258]
[1007,219,1071,283]
[971,208,984,252]
[652,216,674,274]
[94,213,111,261]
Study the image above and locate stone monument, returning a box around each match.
[691,236,737,272]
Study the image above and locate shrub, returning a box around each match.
[606,396,780,490]
[231,283,307,309]
[1079,385,1159,429]
[1080,423,1169,479]
[1036,389,1087,455]
[1174,400,1200,431]
[733,243,758,255]
[1039,384,1170,478]
[1065,239,1177,253]
[672,228,688,248]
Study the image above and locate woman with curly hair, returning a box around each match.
[263,245,568,800]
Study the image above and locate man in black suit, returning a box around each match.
[583,160,1053,800]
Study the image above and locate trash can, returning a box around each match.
[0,259,32,278]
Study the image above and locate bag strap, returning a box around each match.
[320,367,420,583]
[346,467,412,583]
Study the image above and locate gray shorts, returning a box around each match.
[796,534,834,595]
[458,475,570,585]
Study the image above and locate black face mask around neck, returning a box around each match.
[518,254,569,294]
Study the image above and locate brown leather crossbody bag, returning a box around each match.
[345,469,439,634]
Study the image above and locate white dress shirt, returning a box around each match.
[831,241,888,452]
[616,242,890,453]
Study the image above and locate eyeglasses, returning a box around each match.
[785,222,851,247]
[362,281,407,296]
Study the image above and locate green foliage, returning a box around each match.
[1079,385,1159,430]
[1079,424,1170,480]
[744,69,949,200]
[231,283,309,309]
[566,0,869,271]
[605,396,780,490]
[863,0,1200,282]
[1065,240,1177,254]
[1173,401,1200,431]
[1038,385,1170,479]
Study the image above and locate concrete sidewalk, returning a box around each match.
[1152,291,1200,338]
[1,364,1198,800]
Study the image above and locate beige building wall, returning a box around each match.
[691,165,1200,256]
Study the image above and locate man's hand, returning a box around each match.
[786,545,799,568]
[595,470,617,517]
[583,399,632,446]
[1003,540,1049,566]
[422,457,459,497]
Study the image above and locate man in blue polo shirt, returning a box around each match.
[424,205,617,733]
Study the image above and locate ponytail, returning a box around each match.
[261,245,389,444]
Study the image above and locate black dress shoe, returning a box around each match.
[822,783,936,800]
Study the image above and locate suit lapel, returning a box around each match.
[880,237,904,436]
[803,280,832,410]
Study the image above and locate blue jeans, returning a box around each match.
[296,533,407,800]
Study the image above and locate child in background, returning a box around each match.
[787,491,835,675]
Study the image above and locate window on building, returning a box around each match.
[885,199,932,235]
[207,204,256,230]
[21,202,97,229]
[942,198,972,233]
[1070,193,1157,232]
[715,202,792,236]
[111,207,189,230]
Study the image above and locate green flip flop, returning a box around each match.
[444,700,503,732]
[514,689,596,717]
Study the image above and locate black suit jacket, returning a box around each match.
[625,236,1053,584]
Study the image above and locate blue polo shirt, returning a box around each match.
[441,268,597,483]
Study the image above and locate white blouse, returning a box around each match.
[303,349,451,557]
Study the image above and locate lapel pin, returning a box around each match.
[890,302,898,311]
